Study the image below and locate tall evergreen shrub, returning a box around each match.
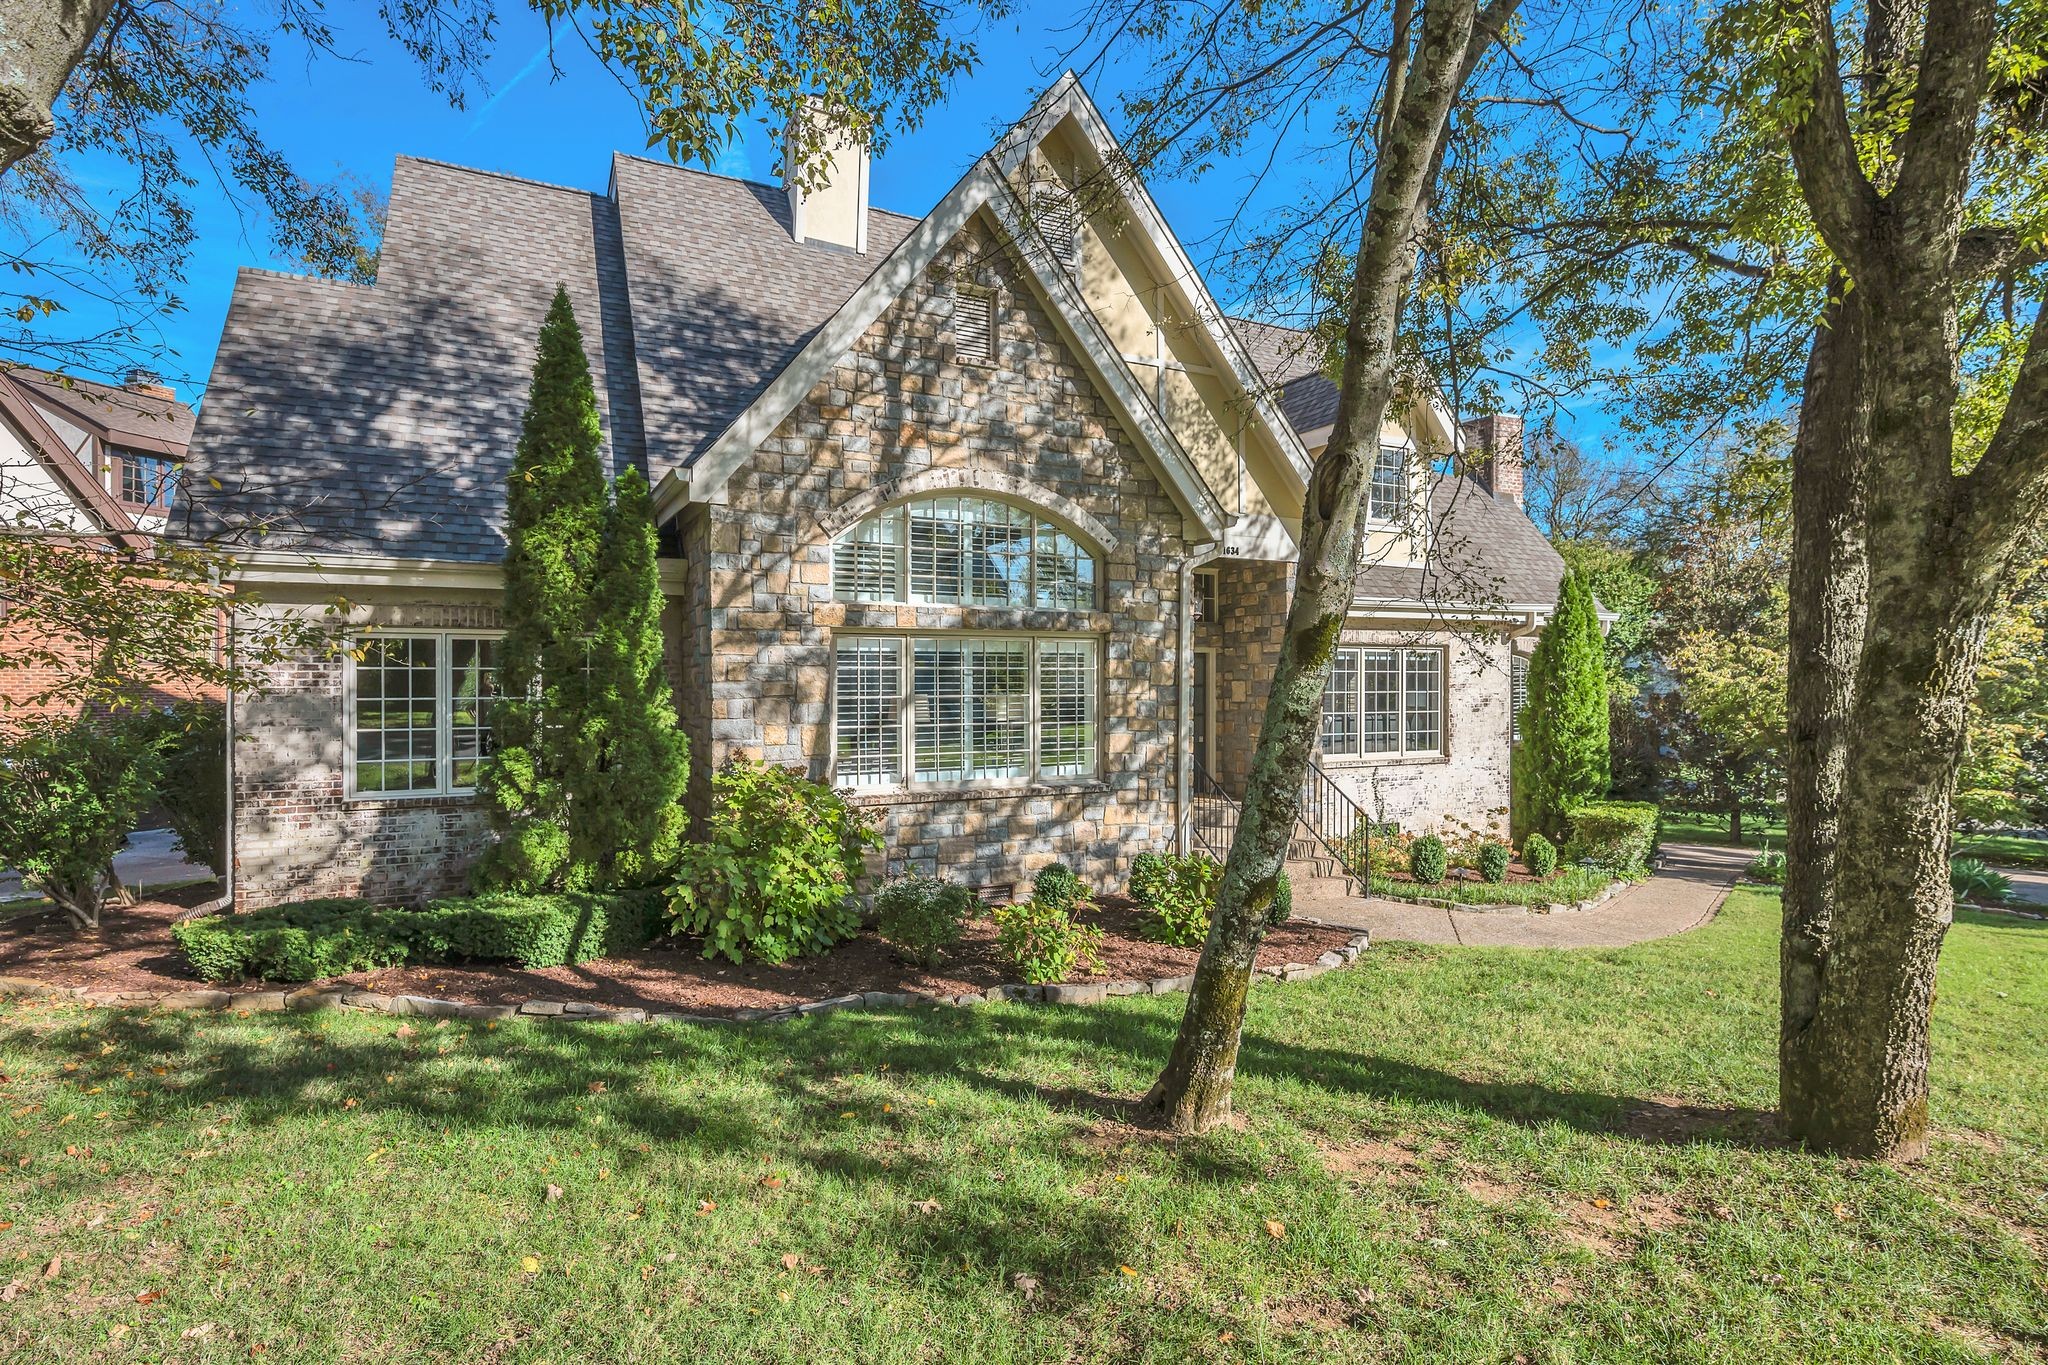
[475,286,609,891]
[571,466,690,886]
[1513,569,1611,841]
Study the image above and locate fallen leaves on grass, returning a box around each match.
[1012,1273,1040,1302]
[1265,1219,1287,1240]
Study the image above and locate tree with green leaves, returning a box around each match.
[1513,569,1611,842]
[474,287,609,893]
[570,467,690,887]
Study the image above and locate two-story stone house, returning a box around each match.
[189,75,1572,910]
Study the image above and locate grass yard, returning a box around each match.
[2,890,2043,1362]
[1661,813,2048,870]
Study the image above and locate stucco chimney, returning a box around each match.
[1460,414,1525,509]
[784,97,870,254]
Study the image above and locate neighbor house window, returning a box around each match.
[954,284,996,364]
[1320,645,1445,758]
[832,496,1098,610]
[832,635,1098,787]
[117,452,177,510]
[1366,446,1410,522]
[1510,654,1529,743]
[348,633,502,797]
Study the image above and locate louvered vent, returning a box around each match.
[1032,185,1081,269]
[955,286,995,364]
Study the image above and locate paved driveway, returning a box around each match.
[0,829,212,904]
[1998,866,2048,907]
[1301,841,1755,948]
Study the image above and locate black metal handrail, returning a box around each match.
[1297,759,1373,880]
[1189,761,1241,862]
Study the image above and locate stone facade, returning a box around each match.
[677,216,1199,890]
[231,593,500,909]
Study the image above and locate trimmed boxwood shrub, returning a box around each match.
[1522,832,1558,879]
[172,888,668,983]
[1409,835,1448,885]
[1563,801,1661,876]
[1033,864,1090,913]
[1477,843,1511,884]
[875,874,976,967]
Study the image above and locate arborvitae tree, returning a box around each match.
[571,467,690,886]
[475,286,609,891]
[1514,569,1610,840]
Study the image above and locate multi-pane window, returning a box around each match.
[118,452,177,510]
[348,633,502,797]
[832,635,1098,787]
[1367,446,1411,522]
[954,285,996,364]
[1510,654,1529,743]
[1320,646,1446,759]
[1193,570,1218,624]
[832,497,1098,610]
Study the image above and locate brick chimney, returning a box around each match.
[123,367,176,401]
[1460,414,1524,508]
[784,97,871,254]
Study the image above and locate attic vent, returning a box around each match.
[954,285,996,365]
[1031,184,1081,269]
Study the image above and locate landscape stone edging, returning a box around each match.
[0,920,1371,1028]
[1366,875,1635,917]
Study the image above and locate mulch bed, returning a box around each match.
[0,889,1357,1017]
[1376,859,1551,890]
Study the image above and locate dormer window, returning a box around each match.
[1367,445,1410,522]
[1030,183,1081,270]
[117,452,177,511]
[954,284,996,365]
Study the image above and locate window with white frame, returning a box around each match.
[1367,445,1411,522]
[1193,569,1217,624]
[1320,645,1446,758]
[832,496,1097,610]
[833,635,1098,787]
[1510,654,1529,743]
[348,633,503,796]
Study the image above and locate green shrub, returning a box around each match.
[1409,835,1448,885]
[1522,832,1558,879]
[1950,857,2013,906]
[1746,848,1787,886]
[875,874,976,968]
[1477,843,1511,884]
[1033,864,1089,913]
[154,704,226,873]
[0,712,173,931]
[1563,801,1661,876]
[428,888,666,969]
[1271,868,1293,925]
[669,757,880,964]
[992,895,1105,985]
[173,899,412,982]
[1129,851,1221,946]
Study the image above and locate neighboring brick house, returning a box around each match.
[0,365,208,722]
[190,75,1577,911]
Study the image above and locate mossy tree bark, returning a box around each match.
[1773,0,2048,1159]
[1141,0,1520,1135]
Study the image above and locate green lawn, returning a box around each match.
[1662,813,2047,870]
[3,890,2044,1362]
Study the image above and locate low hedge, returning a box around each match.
[172,888,667,983]
[1563,801,1661,877]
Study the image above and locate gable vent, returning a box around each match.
[1031,184,1081,269]
[954,285,996,364]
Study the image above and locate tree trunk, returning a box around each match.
[1143,0,1512,1133]
[0,0,120,175]
[1728,801,1743,845]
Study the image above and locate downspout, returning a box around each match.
[1175,540,1222,856]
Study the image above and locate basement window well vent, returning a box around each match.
[1031,185,1081,269]
[955,285,996,365]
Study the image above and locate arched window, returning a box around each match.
[832,495,1097,610]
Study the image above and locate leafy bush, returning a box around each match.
[172,889,669,983]
[154,703,226,873]
[1129,851,1221,946]
[1950,857,2013,906]
[875,874,976,967]
[992,895,1104,985]
[1409,835,1448,885]
[0,712,174,930]
[1477,842,1511,884]
[1522,832,1558,879]
[1563,801,1661,876]
[669,758,880,964]
[1271,868,1294,925]
[1746,848,1787,886]
[1033,863,1090,913]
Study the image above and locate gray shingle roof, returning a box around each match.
[1352,473,1570,610]
[8,365,195,451]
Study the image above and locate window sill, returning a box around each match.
[344,789,482,807]
[845,779,1109,807]
[820,603,1110,632]
[1319,754,1451,769]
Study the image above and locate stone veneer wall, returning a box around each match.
[1207,556,1293,796]
[677,217,1198,891]
[231,593,500,910]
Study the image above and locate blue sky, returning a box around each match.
[46,1,1620,449]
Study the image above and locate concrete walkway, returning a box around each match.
[1299,841,1754,949]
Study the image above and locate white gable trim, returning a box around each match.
[661,156,1229,541]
